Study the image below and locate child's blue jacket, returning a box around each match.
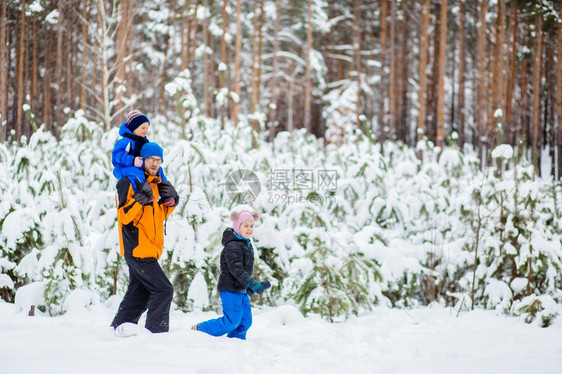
[112,122,166,190]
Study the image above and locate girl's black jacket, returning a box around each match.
[217,228,255,293]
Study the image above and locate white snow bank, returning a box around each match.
[14,281,46,314]
[0,304,561,374]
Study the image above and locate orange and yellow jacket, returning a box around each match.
[115,173,175,259]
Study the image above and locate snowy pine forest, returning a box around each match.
[0,0,562,330]
[1,105,561,326]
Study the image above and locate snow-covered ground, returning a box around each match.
[1,300,560,374]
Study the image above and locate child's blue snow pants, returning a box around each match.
[114,165,167,192]
[198,291,252,340]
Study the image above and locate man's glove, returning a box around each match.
[248,279,272,295]
[158,181,179,207]
[133,180,155,205]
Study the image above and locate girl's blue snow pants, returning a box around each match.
[198,291,252,340]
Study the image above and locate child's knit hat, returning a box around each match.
[127,109,150,133]
[231,210,259,236]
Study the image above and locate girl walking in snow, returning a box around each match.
[192,210,271,340]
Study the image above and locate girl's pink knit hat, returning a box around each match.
[231,210,259,235]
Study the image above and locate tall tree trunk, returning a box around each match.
[115,0,129,111]
[398,3,409,144]
[66,10,75,110]
[378,0,388,145]
[353,0,362,129]
[476,0,488,159]
[557,0,562,179]
[231,0,242,127]
[491,0,506,144]
[435,0,447,149]
[545,34,556,178]
[23,14,30,137]
[15,0,26,142]
[304,0,313,132]
[250,0,264,117]
[181,3,191,71]
[505,4,518,146]
[520,57,529,145]
[220,0,229,124]
[54,0,63,133]
[122,0,135,99]
[416,0,429,145]
[7,25,13,134]
[220,0,228,83]
[42,27,53,131]
[366,5,376,140]
[457,0,466,149]
[531,15,542,171]
[336,18,345,82]
[327,0,335,83]
[427,3,440,144]
[288,62,297,133]
[0,0,8,141]
[202,0,209,116]
[256,0,264,103]
[95,0,112,131]
[178,0,192,133]
[268,0,281,140]
[159,0,174,114]
[180,7,186,70]
[449,20,456,140]
[125,0,136,98]
[190,0,200,72]
[208,31,216,119]
[80,1,89,111]
[91,29,98,114]
[250,0,265,144]
[31,15,38,123]
[389,0,397,139]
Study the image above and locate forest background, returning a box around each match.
[0,0,561,326]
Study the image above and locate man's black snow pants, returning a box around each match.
[110,255,173,333]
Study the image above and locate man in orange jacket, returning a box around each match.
[110,142,179,337]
